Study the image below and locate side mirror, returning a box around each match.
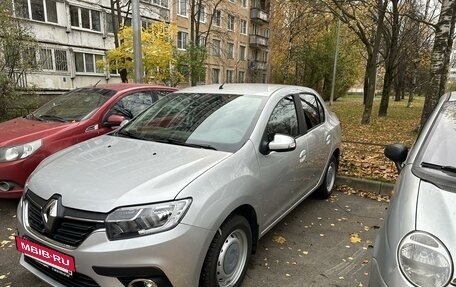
[384,143,408,173]
[269,134,296,152]
[106,114,126,127]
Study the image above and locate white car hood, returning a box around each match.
[27,135,231,212]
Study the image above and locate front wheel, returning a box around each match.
[317,155,338,199]
[200,215,252,287]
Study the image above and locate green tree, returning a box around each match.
[100,22,183,85]
[0,0,37,120]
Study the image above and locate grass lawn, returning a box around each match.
[329,94,423,182]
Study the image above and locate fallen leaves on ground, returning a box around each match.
[337,185,390,203]
[350,233,362,243]
[330,95,422,182]
[272,235,287,244]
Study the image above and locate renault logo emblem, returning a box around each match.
[42,198,58,233]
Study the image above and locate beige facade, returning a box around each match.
[11,0,269,92]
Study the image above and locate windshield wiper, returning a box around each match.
[26,113,43,121]
[38,114,68,122]
[153,138,217,150]
[421,162,456,174]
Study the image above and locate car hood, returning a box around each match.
[27,135,231,213]
[416,180,456,247]
[0,117,71,146]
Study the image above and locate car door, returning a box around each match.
[298,93,332,188]
[258,95,313,230]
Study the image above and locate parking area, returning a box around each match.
[0,189,388,287]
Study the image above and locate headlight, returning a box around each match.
[106,199,192,240]
[398,231,453,287]
[0,139,42,162]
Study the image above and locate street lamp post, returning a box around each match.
[132,0,143,83]
[330,17,341,105]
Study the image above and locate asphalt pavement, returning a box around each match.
[0,189,389,287]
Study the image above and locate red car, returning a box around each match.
[0,83,177,198]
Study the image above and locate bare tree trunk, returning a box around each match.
[420,0,456,127]
[361,0,388,124]
[379,0,399,117]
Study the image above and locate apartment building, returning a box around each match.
[11,0,270,93]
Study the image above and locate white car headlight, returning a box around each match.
[0,139,42,162]
[398,231,452,287]
[106,199,192,240]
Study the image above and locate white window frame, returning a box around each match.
[214,9,221,27]
[37,47,68,71]
[227,14,235,31]
[70,5,101,32]
[242,0,248,8]
[198,5,206,23]
[239,45,246,61]
[226,70,233,83]
[238,71,245,83]
[177,0,187,17]
[227,42,234,59]
[14,0,57,23]
[177,31,188,50]
[212,39,221,56]
[240,19,247,35]
[74,52,103,74]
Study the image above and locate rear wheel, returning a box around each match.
[200,215,252,287]
[317,155,338,199]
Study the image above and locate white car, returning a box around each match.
[16,84,341,287]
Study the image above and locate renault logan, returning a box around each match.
[0,83,176,198]
[16,84,341,287]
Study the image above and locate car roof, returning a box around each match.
[86,83,177,92]
[173,83,317,97]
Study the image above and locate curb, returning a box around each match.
[336,175,394,196]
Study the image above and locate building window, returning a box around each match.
[212,39,221,56]
[263,51,268,62]
[70,6,101,32]
[152,0,168,8]
[55,50,68,71]
[227,14,235,31]
[177,31,188,50]
[39,48,53,70]
[198,36,206,47]
[240,19,247,34]
[178,0,187,16]
[74,52,103,73]
[212,68,220,84]
[214,10,221,27]
[238,71,245,83]
[198,5,205,22]
[15,0,57,23]
[227,43,234,59]
[226,70,233,83]
[239,45,246,60]
[38,48,68,71]
[242,0,247,8]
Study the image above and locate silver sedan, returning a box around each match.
[16,84,341,287]
[370,92,456,287]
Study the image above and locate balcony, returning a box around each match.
[250,7,269,23]
[249,60,267,71]
[249,34,269,48]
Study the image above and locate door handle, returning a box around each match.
[299,150,307,163]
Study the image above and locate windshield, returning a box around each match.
[30,88,116,122]
[117,93,266,152]
[414,101,456,188]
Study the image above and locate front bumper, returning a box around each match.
[17,197,213,287]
